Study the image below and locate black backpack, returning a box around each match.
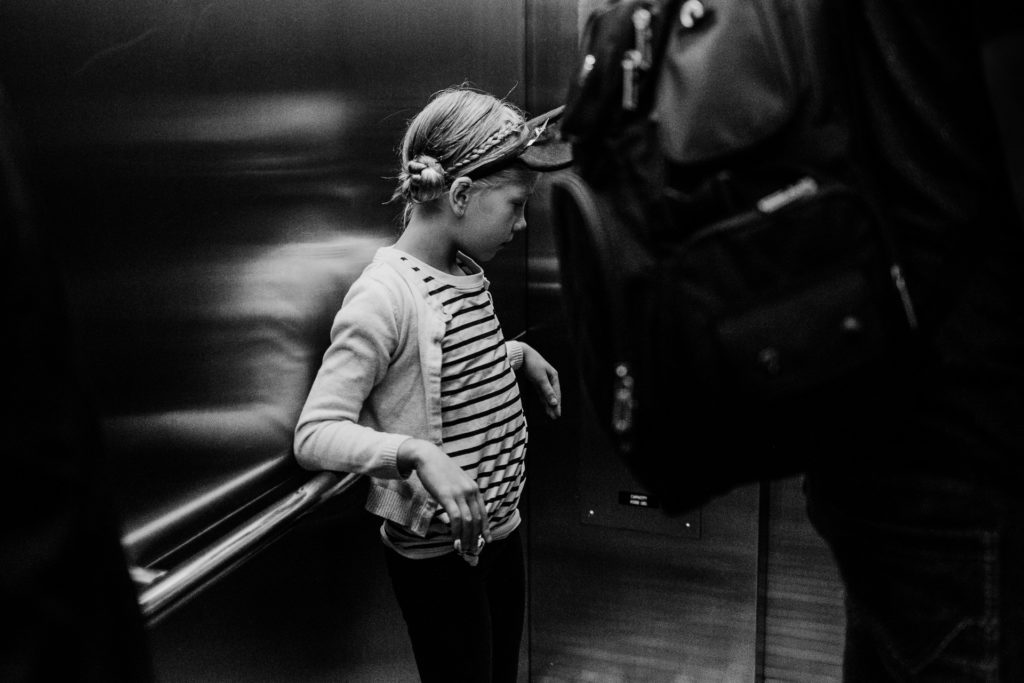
[549,0,920,514]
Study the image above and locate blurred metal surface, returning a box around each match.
[521,3,763,680]
[1,0,807,680]
[137,470,361,625]
[1,1,534,680]
[1,0,532,573]
[73,213,387,565]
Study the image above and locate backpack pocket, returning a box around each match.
[669,181,908,397]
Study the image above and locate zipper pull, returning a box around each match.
[611,362,636,436]
[757,177,819,213]
[621,50,641,110]
[890,264,919,331]
[578,53,596,86]
[632,7,653,69]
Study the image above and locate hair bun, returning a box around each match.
[403,154,446,202]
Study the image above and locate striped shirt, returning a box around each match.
[383,253,528,558]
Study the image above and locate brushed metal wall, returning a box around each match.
[1,0,533,562]
[522,2,763,680]
[1,2,535,680]
[0,0,777,680]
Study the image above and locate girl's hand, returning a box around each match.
[520,343,561,419]
[397,438,491,546]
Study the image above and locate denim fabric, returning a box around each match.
[805,1,1024,679]
[806,469,1023,682]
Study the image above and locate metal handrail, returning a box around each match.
[135,470,361,625]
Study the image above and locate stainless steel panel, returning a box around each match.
[575,388,702,537]
[2,0,530,554]
[2,1,532,679]
[0,0,833,679]
[523,3,762,678]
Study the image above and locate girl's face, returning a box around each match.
[458,180,535,262]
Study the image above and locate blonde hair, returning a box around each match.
[391,87,534,225]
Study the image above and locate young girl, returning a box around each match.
[293,87,567,682]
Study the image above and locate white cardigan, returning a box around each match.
[293,246,524,536]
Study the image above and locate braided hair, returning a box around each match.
[391,87,528,226]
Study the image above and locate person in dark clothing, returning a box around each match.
[804,2,1024,680]
[1,87,153,683]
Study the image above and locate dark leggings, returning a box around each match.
[384,528,525,683]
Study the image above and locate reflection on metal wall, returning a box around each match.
[0,0,811,680]
[525,178,763,680]
[1,1,536,680]
[0,0,533,565]
[522,3,763,680]
[18,91,396,567]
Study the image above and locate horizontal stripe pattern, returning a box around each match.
[385,255,527,557]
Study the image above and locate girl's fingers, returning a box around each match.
[471,491,491,543]
[446,501,464,547]
[457,499,477,551]
[542,376,561,418]
[547,391,561,418]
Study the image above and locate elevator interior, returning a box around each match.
[0,1,844,680]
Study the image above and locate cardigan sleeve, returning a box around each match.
[293,274,410,479]
[505,340,525,371]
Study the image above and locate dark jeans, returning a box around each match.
[384,528,525,683]
[806,466,1024,682]
[803,221,1024,682]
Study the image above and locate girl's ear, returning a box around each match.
[448,176,473,217]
